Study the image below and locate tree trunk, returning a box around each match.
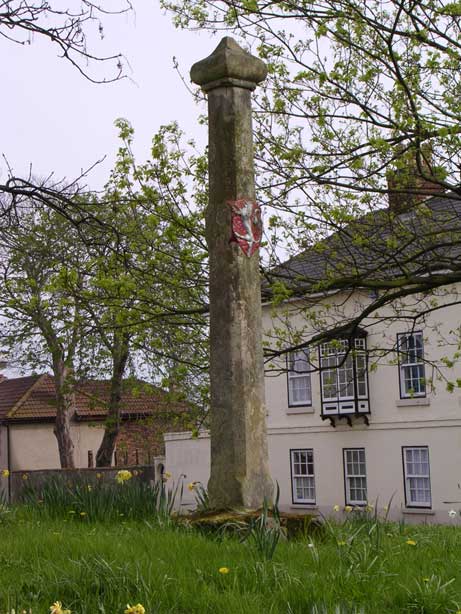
[52,360,76,469]
[96,332,130,467]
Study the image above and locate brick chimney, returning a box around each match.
[386,144,445,214]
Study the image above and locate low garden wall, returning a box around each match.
[9,463,160,503]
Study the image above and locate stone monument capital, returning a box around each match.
[190,36,267,92]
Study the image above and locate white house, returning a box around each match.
[165,191,461,523]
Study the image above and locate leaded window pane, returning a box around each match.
[356,353,367,397]
[288,350,312,405]
[354,338,366,351]
[295,476,315,501]
[399,333,426,397]
[320,337,368,407]
[337,353,354,398]
[322,370,337,399]
[290,350,310,373]
[344,448,367,505]
[291,449,315,503]
[404,447,431,506]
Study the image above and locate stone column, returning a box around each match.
[191,37,273,509]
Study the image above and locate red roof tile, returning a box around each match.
[74,380,175,418]
[0,374,184,422]
[0,375,42,420]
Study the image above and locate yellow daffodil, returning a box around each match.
[365,504,374,513]
[116,470,133,484]
[80,512,87,516]
[337,540,347,546]
[333,504,340,512]
[383,505,389,512]
[87,485,92,492]
[406,539,417,546]
[1,468,9,477]
[423,577,430,582]
[96,473,103,479]
[344,505,353,513]
[219,567,230,574]
[163,471,172,479]
[124,604,145,614]
[49,601,71,614]
[22,473,28,480]
[188,482,196,491]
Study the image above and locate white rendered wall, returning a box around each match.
[164,424,461,522]
[163,431,211,510]
[0,425,8,499]
[165,287,461,522]
[9,422,105,471]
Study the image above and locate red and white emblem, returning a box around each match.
[227,198,262,257]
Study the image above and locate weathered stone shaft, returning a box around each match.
[191,38,272,509]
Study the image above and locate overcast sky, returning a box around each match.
[0,2,225,376]
[0,2,220,191]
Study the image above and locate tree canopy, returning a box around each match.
[162,0,461,386]
[0,120,209,467]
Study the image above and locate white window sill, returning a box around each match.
[403,508,435,515]
[396,398,430,407]
[290,505,318,510]
[286,406,315,415]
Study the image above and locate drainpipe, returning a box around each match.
[6,423,11,503]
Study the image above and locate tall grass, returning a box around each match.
[20,473,181,523]
[1,489,461,613]
[224,483,283,560]
[1,510,460,613]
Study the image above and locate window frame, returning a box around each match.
[286,349,312,408]
[402,446,432,509]
[290,448,316,505]
[318,334,370,416]
[343,448,368,506]
[397,331,426,399]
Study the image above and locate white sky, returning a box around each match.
[0,2,221,191]
[0,1,226,377]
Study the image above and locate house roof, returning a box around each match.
[266,192,461,294]
[0,374,184,423]
[73,380,177,419]
[0,374,42,421]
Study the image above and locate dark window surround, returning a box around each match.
[286,349,313,408]
[402,445,432,509]
[289,448,316,505]
[342,447,368,506]
[397,331,426,400]
[318,331,370,419]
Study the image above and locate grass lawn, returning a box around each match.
[1,508,461,614]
